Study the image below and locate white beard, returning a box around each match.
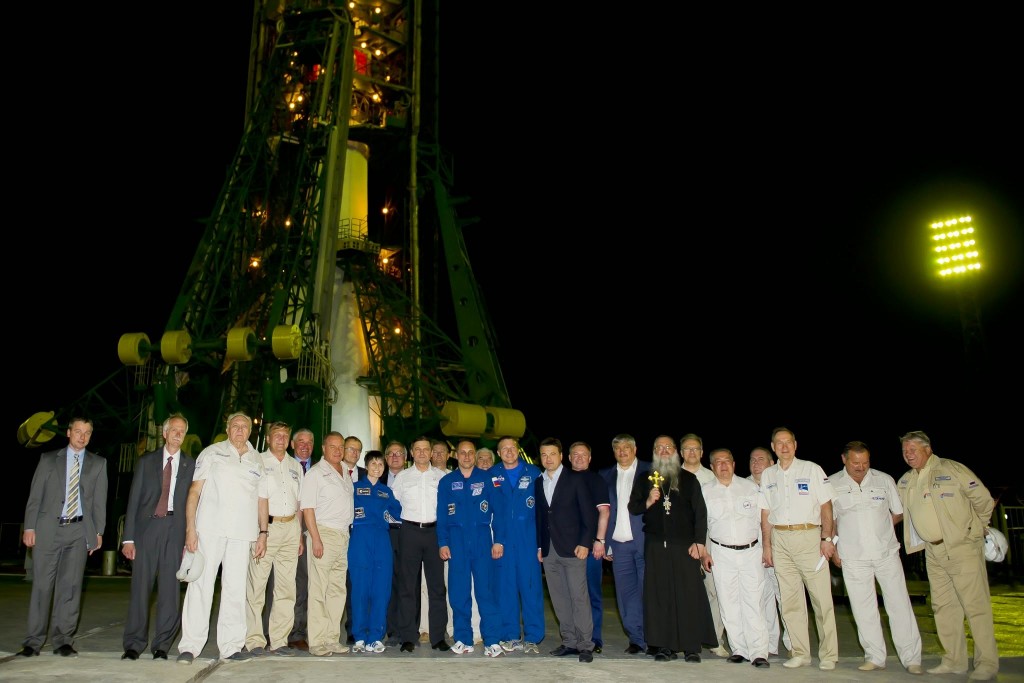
[652,453,682,492]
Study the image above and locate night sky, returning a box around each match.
[9,7,1022,521]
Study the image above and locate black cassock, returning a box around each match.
[628,468,718,655]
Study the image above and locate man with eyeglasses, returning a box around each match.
[679,434,729,658]
[287,428,315,652]
[244,421,304,656]
[758,427,838,671]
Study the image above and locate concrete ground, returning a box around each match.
[0,572,1021,682]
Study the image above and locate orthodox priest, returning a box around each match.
[628,434,718,662]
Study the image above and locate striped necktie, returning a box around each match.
[66,453,81,518]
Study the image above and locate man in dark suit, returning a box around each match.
[120,414,195,661]
[535,437,597,663]
[19,416,108,658]
[600,433,650,655]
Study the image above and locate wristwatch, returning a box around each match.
[821,535,837,544]
[595,539,605,544]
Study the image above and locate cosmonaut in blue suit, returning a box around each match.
[436,440,502,653]
[348,451,402,651]
[489,436,544,652]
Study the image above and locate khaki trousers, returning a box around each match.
[307,525,349,649]
[925,540,998,675]
[772,528,838,664]
[245,516,300,650]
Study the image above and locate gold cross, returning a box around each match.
[649,470,664,489]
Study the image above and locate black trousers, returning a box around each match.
[396,525,446,643]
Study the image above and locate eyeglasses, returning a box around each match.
[344,446,361,453]
[654,444,675,452]
[682,447,701,454]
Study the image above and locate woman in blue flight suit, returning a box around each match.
[348,450,402,652]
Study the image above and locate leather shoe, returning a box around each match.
[907,664,924,675]
[121,649,139,660]
[593,641,602,654]
[550,645,579,656]
[753,657,770,668]
[579,650,593,663]
[17,646,39,657]
[55,644,78,657]
[624,643,643,655]
[728,654,748,663]
[288,639,308,652]
[400,641,415,653]
[859,661,884,671]
[655,648,674,662]
[684,652,701,663]
[152,649,168,660]
[928,663,968,675]
[431,640,450,652]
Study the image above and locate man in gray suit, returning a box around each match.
[120,414,196,661]
[19,416,108,657]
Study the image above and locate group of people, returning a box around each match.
[17,417,1001,680]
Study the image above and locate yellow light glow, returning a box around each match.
[931,215,981,278]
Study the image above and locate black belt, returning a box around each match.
[711,537,758,551]
[401,519,436,528]
[58,515,84,526]
[152,511,174,518]
[389,523,401,530]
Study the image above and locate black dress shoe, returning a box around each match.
[593,642,602,654]
[121,649,139,660]
[579,650,593,663]
[624,643,643,655]
[646,646,659,657]
[655,648,672,662]
[549,645,579,656]
[752,657,770,668]
[55,644,78,657]
[684,652,701,663]
[431,640,449,652]
[17,646,39,657]
[728,654,748,663]
[153,649,168,660]
[400,641,415,653]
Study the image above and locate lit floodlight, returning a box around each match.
[930,215,982,278]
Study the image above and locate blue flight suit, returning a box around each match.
[437,467,501,646]
[489,459,544,644]
[348,478,402,645]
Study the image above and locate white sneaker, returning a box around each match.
[783,656,812,668]
[499,639,521,652]
[450,641,474,654]
[710,645,730,657]
[522,641,539,654]
[484,644,505,658]
[352,640,366,653]
[369,640,386,653]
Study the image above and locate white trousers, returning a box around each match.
[179,535,251,658]
[709,543,768,660]
[842,554,922,667]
